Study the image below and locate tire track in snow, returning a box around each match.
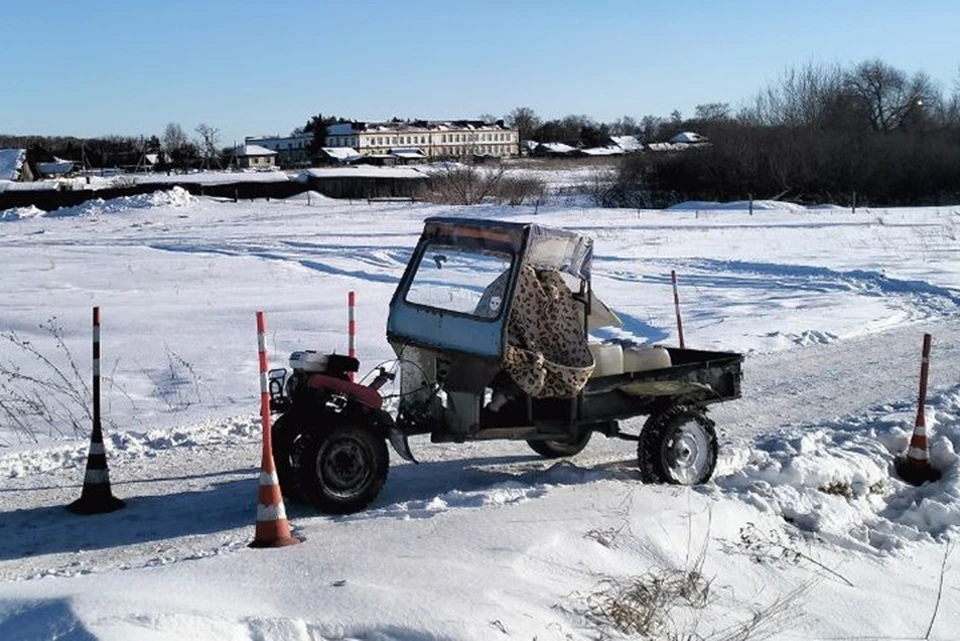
[712,316,960,441]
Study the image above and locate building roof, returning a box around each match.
[297,166,427,180]
[236,144,278,157]
[535,142,578,155]
[579,146,623,156]
[0,148,26,181]
[327,120,513,136]
[321,147,361,161]
[610,135,644,151]
[390,148,426,159]
[670,131,707,144]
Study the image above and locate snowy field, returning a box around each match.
[1,183,959,640]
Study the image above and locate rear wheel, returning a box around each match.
[527,429,592,458]
[297,420,389,514]
[638,406,717,485]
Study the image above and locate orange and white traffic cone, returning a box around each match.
[895,333,942,486]
[68,307,125,515]
[249,311,302,548]
[250,456,301,548]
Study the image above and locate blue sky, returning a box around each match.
[2,0,958,144]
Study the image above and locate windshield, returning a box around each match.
[404,243,513,319]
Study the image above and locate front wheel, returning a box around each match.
[297,421,389,514]
[527,429,592,458]
[638,406,717,485]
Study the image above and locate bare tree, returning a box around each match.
[694,102,731,121]
[162,122,194,171]
[610,116,640,136]
[506,107,541,142]
[844,59,934,132]
[743,62,845,127]
[195,123,222,170]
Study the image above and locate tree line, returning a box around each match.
[605,60,960,207]
[0,123,227,173]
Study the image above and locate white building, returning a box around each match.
[247,120,519,166]
[244,133,313,166]
[325,120,519,159]
[234,144,278,169]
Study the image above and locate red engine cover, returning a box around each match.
[305,373,383,410]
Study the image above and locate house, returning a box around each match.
[296,166,429,199]
[389,148,428,164]
[233,144,278,169]
[317,147,361,165]
[35,158,75,178]
[245,133,313,166]
[609,135,644,152]
[324,120,519,160]
[0,149,35,182]
[670,131,707,144]
[647,132,710,153]
[531,142,579,157]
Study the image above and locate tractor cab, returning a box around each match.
[387,217,607,440]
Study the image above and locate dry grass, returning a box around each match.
[0,318,92,444]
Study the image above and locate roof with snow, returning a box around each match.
[535,142,578,155]
[297,166,427,180]
[321,147,361,161]
[236,144,277,157]
[326,120,513,136]
[390,148,427,159]
[610,135,643,151]
[578,146,623,156]
[0,149,26,181]
[36,160,75,176]
[669,131,707,144]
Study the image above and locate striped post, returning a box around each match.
[909,333,932,461]
[671,270,685,349]
[348,291,356,382]
[68,306,125,514]
[895,333,941,485]
[250,311,301,547]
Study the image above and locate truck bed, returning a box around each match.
[583,347,744,414]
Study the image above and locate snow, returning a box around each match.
[297,166,427,180]
[0,148,26,181]
[35,160,75,176]
[670,131,707,143]
[236,144,277,157]
[1,174,959,640]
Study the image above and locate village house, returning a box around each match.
[233,144,278,169]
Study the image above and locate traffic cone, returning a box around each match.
[895,333,941,486]
[67,420,125,514]
[249,455,302,548]
[250,310,302,548]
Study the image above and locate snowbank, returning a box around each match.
[44,186,197,218]
[715,385,960,551]
[668,199,810,212]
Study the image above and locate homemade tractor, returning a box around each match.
[268,217,744,514]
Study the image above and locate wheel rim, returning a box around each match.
[663,419,711,484]
[316,434,372,499]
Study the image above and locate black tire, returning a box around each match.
[638,406,717,485]
[272,415,306,503]
[296,420,389,514]
[527,429,593,458]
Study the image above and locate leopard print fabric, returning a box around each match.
[503,265,595,398]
